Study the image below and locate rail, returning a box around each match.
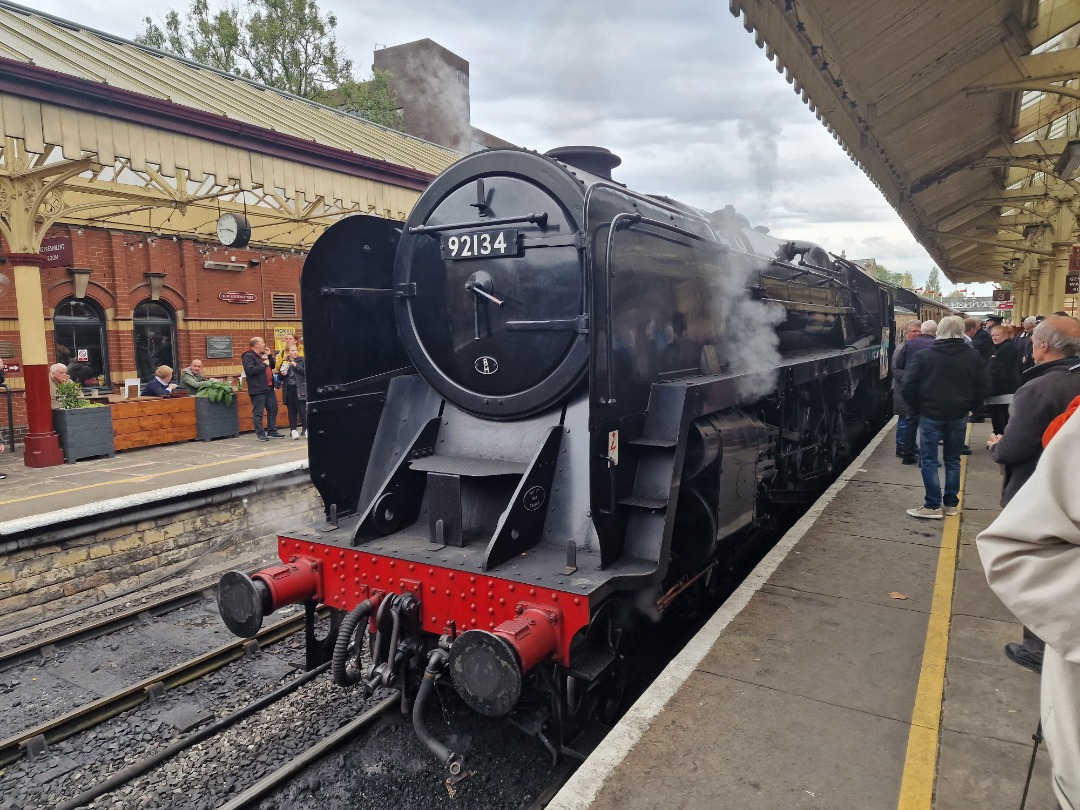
[0,611,312,767]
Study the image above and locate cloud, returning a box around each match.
[27,0,941,283]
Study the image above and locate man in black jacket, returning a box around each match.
[901,315,988,519]
[985,315,1080,672]
[964,317,994,422]
[242,337,285,441]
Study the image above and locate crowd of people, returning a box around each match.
[893,309,1080,808]
[51,334,309,444]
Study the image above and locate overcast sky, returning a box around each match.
[20,0,989,293]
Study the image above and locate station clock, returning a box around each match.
[216,213,252,248]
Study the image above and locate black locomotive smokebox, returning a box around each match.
[217,571,267,638]
[449,630,523,717]
[544,145,621,180]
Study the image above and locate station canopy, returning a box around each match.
[0,1,461,250]
[731,0,1080,286]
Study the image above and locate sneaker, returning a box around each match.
[291,429,300,440]
[257,434,270,442]
[901,455,918,465]
[1004,642,1043,673]
[266,432,286,439]
[907,506,943,519]
[943,506,959,516]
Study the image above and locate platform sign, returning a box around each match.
[992,289,1011,301]
[1071,246,1080,274]
[1067,274,1080,295]
[39,236,73,268]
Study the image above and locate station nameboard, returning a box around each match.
[1067,274,1080,295]
[218,290,256,304]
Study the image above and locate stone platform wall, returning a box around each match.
[0,472,321,636]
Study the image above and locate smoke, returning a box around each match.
[735,116,779,218]
[703,214,786,401]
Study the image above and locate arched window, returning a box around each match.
[133,300,177,381]
[54,298,110,387]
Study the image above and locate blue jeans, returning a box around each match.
[918,416,966,508]
[898,413,919,458]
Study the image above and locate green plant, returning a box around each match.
[195,379,236,407]
[55,380,103,409]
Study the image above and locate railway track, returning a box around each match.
[0,611,308,768]
[0,584,211,673]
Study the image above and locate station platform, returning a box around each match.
[550,418,1054,810]
[0,433,308,527]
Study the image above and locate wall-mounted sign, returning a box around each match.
[218,290,256,304]
[39,236,73,268]
[1071,246,1080,274]
[206,336,233,359]
[1067,274,1080,295]
[992,289,1012,301]
[76,349,89,362]
[945,297,996,310]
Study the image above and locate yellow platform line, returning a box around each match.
[896,439,969,809]
[0,446,304,507]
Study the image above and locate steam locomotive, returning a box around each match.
[218,146,896,771]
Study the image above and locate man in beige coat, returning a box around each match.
[978,408,1080,809]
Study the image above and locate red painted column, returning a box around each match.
[9,253,64,467]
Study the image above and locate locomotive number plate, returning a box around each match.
[441,229,521,260]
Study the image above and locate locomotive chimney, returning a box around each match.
[545,145,621,180]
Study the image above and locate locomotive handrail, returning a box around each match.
[315,365,415,397]
[407,212,549,234]
[601,212,715,405]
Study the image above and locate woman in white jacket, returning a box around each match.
[978,406,1080,809]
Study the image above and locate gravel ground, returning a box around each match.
[0,598,304,741]
[262,683,558,810]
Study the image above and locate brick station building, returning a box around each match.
[0,7,470,463]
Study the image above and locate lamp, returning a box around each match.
[68,267,92,299]
[145,272,167,301]
[1055,140,1080,179]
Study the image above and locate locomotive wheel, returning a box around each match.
[561,599,633,737]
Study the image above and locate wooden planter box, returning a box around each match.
[53,406,116,463]
[195,397,240,441]
[111,397,197,451]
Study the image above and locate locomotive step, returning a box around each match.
[628,437,677,448]
[619,495,669,510]
[409,455,529,476]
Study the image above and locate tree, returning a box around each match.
[899,271,915,289]
[314,70,403,129]
[925,267,942,296]
[865,261,910,288]
[138,0,373,102]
